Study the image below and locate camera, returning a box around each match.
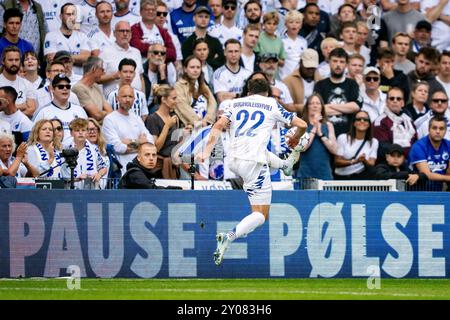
[61,148,79,169]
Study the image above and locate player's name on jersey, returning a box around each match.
[233,101,273,111]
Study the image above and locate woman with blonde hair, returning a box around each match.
[26,119,63,178]
[174,55,217,127]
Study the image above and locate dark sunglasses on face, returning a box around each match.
[365,76,379,82]
[355,117,370,123]
[432,98,448,104]
[54,126,63,131]
[150,50,166,56]
[224,5,236,10]
[388,96,403,101]
[55,84,71,90]
[156,11,168,17]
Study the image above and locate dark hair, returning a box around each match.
[240,71,272,97]
[303,3,320,12]
[301,93,326,124]
[95,0,112,11]
[247,78,270,95]
[338,3,355,15]
[429,114,448,129]
[387,86,405,99]
[3,8,23,23]
[417,47,440,64]
[61,2,75,14]
[118,58,137,71]
[348,110,373,145]
[440,50,450,62]
[224,38,241,49]
[339,21,357,35]
[0,86,18,103]
[329,47,348,62]
[182,55,210,101]
[1,45,20,62]
[192,37,209,51]
[244,0,262,12]
[377,47,395,60]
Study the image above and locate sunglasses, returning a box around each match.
[88,128,98,133]
[156,11,168,17]
[53,126,63,131]
[432,98,448,104]
[150,50,166,56]
[55,84,71,90]
[365,76,379,82]
[355,117,370,122]
[224,5,236,10]
[388,96,403,101]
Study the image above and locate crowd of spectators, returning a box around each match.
[1,0,450,191]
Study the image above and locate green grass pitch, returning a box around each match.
[0,278,449,300]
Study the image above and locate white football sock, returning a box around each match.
[267,152,287,170]
[232,211,266,240]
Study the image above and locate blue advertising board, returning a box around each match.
[0,190,448,278]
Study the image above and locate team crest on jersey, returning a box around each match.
[44,41,50,48]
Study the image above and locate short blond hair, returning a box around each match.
[320,37,340,51]
[263,11,279,24]
[285,10,303,24]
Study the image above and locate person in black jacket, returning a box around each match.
[120,142,159,189]
[374,143,426,187]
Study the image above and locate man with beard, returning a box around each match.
[143,42,177,112]
[415,90,450,139]
[407,47,445,105]
[88,1,116,56]
[313,47,363,136]
[409,114,450,191]
[44,3,91,77]
[299,3,324,61]
[111,0,141,30]
[283,48,320,112]
[102,84,154,175]
[99,21,144,96]
[237,0,262,28]
[257,53,294,109]
[171,0,214,43]
[0,46,36,118]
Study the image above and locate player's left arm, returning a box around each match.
[196,116,229,162]
[287,115,308,147]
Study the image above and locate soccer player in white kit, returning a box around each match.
[198,78,307,266]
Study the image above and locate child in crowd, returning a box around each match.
[254,11,285,68]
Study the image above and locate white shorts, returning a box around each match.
[229,158,272,205]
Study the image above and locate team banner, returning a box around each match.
[0,190,448,278]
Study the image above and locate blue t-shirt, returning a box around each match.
[0,37,35,60]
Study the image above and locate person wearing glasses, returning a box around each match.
[373,87,417,162]
[25,119,63,178]
[34,74,88,145]
[208,0,242,47]
[43,3,91,77]
[99,21,144,97]
[361,67,386,123]
[51,118,64,148]
[334,110,379,180]
[72,56,113,122]
[415,90,450,139]
[130,0,176,62]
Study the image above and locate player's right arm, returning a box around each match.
[287,115,308,148]
[196,116,230,163]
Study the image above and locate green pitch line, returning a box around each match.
[0,278,449,300]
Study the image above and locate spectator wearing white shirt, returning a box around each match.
[99,21,144,96]
[414,90,450,139]
[21,51,45,91]
[361,66,387,123]
[317,37,341,79]
[437,51,450,98]
[240,23,260,73]
[279,10,307,80]
[88,1,116,57]
[111,0,141,30]
[44,3,91,76]
[421,0,450,52]
[0,46,37,118]
[102,84,154,174]
[208,0,242,47]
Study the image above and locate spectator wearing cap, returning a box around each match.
[283,48,320,113]
[408,20,432,60]
[373,86,417,162]
[409,114,450,191]
[254,11,286,68]
[279,10,308,80]
[437,51,450,98]
[33,73,88,145]
[361,66,387,123]
[72,56,113,122]
[374,143,427,187]
[99,21,144,97]
[111,0,141,30]
[422,0,450,52]
[0,85,33,144]
[383,0,426,44]
[181,6,224,71]
[313,47,363,136]
[213,38,251,104]
[208,0,242,47]
[44,3,91,77]
[407,47,445,105]
[53,50,83,85]
[171,0,215,43]
[258,53,294,110]
[299,3,324,61]
[130,0,176,61]
[33,60,81,118]
[392,32,416,76]
[0,46,37,118]
[377,47,410,103]
[240,24,260,73]
[0,8,34,61]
